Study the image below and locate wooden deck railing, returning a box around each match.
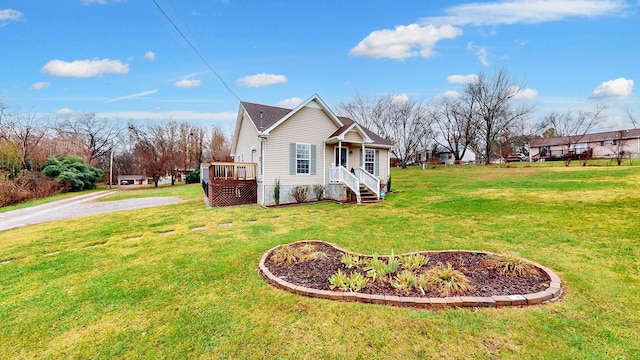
[209,162,257,182]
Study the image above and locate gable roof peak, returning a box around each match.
[242,94,344,134]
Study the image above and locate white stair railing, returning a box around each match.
[329,166,361,204]
[357,168,380,200]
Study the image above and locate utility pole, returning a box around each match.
[109,142,114,189]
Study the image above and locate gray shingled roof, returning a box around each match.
[240,101,393,147]
[241,101,291,131]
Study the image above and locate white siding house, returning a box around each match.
[229,94,394,206]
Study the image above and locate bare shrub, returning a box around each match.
[0,172,61,207]
[0,180,28,207]
[312,184,324,201]
[290,185,309,203]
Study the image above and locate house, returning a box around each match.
[212,94,394,206]
[117,175,152,185]
[407,146,476,165]
[530,128,640,161]
[434,146,476,165]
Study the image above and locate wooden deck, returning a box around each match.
[207,162,257,206]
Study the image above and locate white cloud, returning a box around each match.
[236,73,287,88]
[441,90,461,99]
[41,58,129,78]
[510,86,539,100]
[56,108,79,116]
[422,0,627,26]
[447,74,479,84]
[145,51,156,61]
[278,97,304,108]
[466,42,490,66]
[30,82,50,91]
[349,24,462,60]
[105,89,158,103]
[590,78,633,98]
[476,47,489,66]
[390,94,410,104]
[0,9,22,25]
[174,79,202,88]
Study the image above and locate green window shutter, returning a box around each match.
[310,144,317,175]
[374,150,380,176]
[289,143,296,175]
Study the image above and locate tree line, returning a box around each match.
[0,101,233,205]
[338,69,622,167]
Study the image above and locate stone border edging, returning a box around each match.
[258,240,563,309]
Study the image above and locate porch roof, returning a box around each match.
[327,117,394,148]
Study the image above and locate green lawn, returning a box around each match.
[1,165,639,359]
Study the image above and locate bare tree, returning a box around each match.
[542,105,606,166]
[2,109,50,170]
[128,122,180,187]
[190,125,206,165]
[209,125,231,162]
[0,100,6,140]
[430,97,479,162]
[336,93,379,130]
[607,130,631,166]
[463,69,534,163]
[113,149,139,178]
[338,94,430,168]
[55,112,122,166]
[507,117,547,159]
[379,97,431,167]
[626,106,638,128]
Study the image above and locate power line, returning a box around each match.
[151,0,241,102]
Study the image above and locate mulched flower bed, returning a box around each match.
[263,241,550,298]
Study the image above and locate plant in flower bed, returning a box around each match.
[270,243,328,267]
[401,253,429,270]
[340,253,362,269]
[264,242,550,298]
[483,252,539,277]
[390,270,417,294]
[329,270,369,292]
[363,251,400,282]
[424,262,474,296]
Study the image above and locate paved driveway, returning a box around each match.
[0,190,182,232]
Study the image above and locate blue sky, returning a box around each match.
[1,0,639,132]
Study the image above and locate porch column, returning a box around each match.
[361,142,365,168]
[338,140,342,168]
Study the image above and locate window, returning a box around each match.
[364,149,375,174]
[571,143,588,154]
[602,139,617,146]
[296,143,310,174]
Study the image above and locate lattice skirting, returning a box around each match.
[209,182,257,206]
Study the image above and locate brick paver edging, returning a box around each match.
[258,240,563,308]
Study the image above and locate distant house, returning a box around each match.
[530,128,640,161]
[208,94,394,206]
[435,146,476,165]
[117,175,152,185]
[408,146,476,165]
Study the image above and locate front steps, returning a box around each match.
[358,184,381,204]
